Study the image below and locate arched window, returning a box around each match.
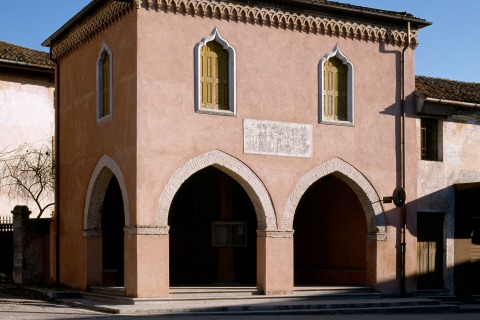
[195,28,236,116]
[200,41,229,110]
[97,42,112,122]
[319,46,354,125]
[324,57,347,121]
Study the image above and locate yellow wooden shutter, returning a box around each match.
[200,41,229,110]
[102,52,110,117]
[323,57,347,121]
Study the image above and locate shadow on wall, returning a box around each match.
[380,183,480,300]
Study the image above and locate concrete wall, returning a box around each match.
[12,206,53,285]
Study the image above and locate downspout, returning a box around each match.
[400,22,411,297]
[49,44,60,287]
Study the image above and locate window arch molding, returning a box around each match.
[96,41,113,123]
[194,27,236,116]
[319,45,354,126]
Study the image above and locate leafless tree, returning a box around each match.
[0,142,54,218]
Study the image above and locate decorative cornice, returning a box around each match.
[52,0,418,60]
[257,230,294,238]
[124,225,170,235]
[137,0,417,47]
[52,2,133,60]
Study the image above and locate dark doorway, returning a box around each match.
[101,176,124,286]
[455,185,480,298]
[417,212,444,290]
[169,167,257,286]
[294,175,367,286]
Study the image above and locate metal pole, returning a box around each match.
[400,22,411,297]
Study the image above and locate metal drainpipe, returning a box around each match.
[400,22,411,297]
[49,44,60,287]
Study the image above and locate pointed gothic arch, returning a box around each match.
[283,157,386,240]
[156,150,276,230]
[83,154,130,231]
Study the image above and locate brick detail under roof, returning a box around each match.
[0,41,54,68]
[416,76,480,104]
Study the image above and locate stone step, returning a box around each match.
[90,286,125,297]
[413,289,453,297]
[83,292,383,305]
[87,286,380,304]
[413,290,458,302]
[58,297,459,316]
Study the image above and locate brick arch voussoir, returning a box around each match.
[283,158,386,240]
[156,150,277,231]
[83,155,130,232]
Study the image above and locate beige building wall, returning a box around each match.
[417,117,480,292]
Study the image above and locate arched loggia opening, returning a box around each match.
[169,167,257,285]
[83,155,129,288]
[156,150,277,292]
[294,175,367,285]
[284,158,386,289]
[101,175,125,286]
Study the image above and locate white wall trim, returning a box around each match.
[319,45,354,126]
[194,27,236,116]
[83,154,130,232]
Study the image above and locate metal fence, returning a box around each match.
[0,215,13,280]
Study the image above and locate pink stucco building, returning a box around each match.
[43,0,430,297]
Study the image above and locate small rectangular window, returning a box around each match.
[211,221,247,247]
[421,118,439,161]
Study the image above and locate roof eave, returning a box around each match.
[42,0,106,47]
[275,0,432,28]
[43,0,431,48]
[0,59,55,73]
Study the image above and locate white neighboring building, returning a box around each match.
[0,41,55,217]
[416,75,480,299]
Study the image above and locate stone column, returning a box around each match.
[257,230,294,295]
[124,226,169,298]
[12,205,31,284]
[82,228,103,287]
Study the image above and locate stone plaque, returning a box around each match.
[244,119,312,158]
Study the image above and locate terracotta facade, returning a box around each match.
[45,0,430,297]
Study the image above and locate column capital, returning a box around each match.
[124,225,170,235]
[257,230,294,238]
[82,228,102,238]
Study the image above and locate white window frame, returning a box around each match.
[96,41,113,123]
[319,45,354,126]
[194,27,236,116]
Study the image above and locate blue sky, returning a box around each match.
[0,0,478,83]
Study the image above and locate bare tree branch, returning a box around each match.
[0,141,54,218]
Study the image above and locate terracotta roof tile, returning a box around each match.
[0,41,54,68]
[415,76,480,104]
[303,0,422,20]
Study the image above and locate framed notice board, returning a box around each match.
[211,221,247,247]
